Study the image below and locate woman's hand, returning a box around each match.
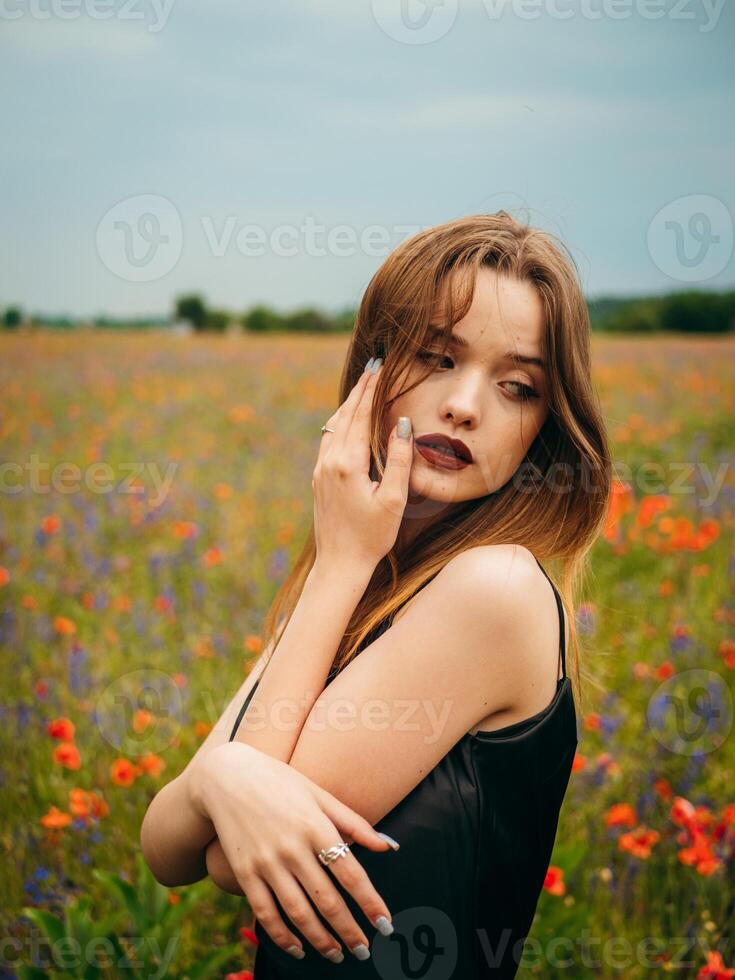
[313,357,414,571]
[189,740,398,964]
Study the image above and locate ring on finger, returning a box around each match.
[317,842,351,867]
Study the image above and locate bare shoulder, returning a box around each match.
[450,545,567,723]
[406,544,564,725]
[391,543,554,680]
[394,544,546,628]
[442,543,541,589]
[435,544,551,627]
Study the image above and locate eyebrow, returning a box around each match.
[427,328,547,372]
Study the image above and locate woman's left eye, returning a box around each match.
[502,380,539,401]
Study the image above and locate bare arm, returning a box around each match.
[231,558,375,761]
[142,543,554,895]
[285,546,552,824]
[208,544,558,891]
[139,649,269,887]
[139,771,217,886]
[140,558,373,887]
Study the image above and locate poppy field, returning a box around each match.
[1,328,734,979]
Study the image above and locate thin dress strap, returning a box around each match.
[534,557,567,681]
[229,682,258,742]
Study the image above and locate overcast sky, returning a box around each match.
[2,0,734,319]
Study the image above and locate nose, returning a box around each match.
[440,374,482,429]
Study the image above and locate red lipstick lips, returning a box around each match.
[415,433,473,470]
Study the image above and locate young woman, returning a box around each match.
[141,212,612,978]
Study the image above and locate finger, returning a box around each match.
[340,361,382,470]
[265,866,347,963]
[310,815,394,937]
[317,841,394,941]
[286,849,373,959]
[327,367,373,456]
[375,415,414,509]
[240,871,307,961]
[314,368,372,470]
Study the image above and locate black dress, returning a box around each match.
[228,556,578,979]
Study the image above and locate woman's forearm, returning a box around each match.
[205,836,244,895]
[235,559,374,763]
[140,768,216,887]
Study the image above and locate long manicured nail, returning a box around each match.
[370,357,383,373]
[351,944,371,960]
[396,417,411,440]
[374,915,394,936]
[325,948,344,963]
[377,832,400,850]
[364,357,375,372]
[286,945,305,959]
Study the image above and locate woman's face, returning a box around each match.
[384,266,550,537]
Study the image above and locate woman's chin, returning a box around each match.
[409,455,466,495]
[406,475,462,509]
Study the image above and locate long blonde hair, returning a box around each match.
[260,211,612,711]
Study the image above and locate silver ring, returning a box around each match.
[317,842,350,866]
[320,425,336,434]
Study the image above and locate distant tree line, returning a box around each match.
[3,288,734,334]
[172,294,357,334]
[588,290,735,334]
[0,308,169,331]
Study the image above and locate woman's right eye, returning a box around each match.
[416,351,452,368]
